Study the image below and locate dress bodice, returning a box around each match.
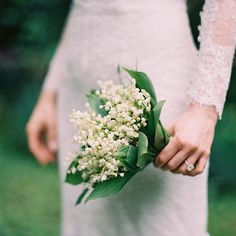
[43,0,236,119]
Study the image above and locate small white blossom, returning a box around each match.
[67,78,151,185]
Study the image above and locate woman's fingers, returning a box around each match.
[47,118,58,153]
[26,91,57,165]
[154,137,181,168]
[154,103,216,176]
[154,132,198,169]
[27,120,56,165]
[154,132,210,177]
[187,155,209,177]
[171,150,209,176]
[170,151,200,174]
[161,148,193,171]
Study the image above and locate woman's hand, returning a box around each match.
[26,90,57,165]
[154,103,218,176]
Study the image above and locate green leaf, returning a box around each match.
[125,145,138,169]
[141,152,157,166]
[137,132,149,168]
[85,171,135,203]
[140,111,155,144]
[75,187,89,205]
[117,146,129,158]
[159,121,171,145]
[153,100,166,125]
[118,157,136,173]
[65,160,84,185]
[154,121,169,153]
[137,132,157,168]
[117,146,134,172]
[152,101,167,150]
[122,68,157,107]
[65,170,83,185]
[141,101,166,147]
[117,145,138,172]
[86,93,108,116]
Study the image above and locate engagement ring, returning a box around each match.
[184,160,195,172]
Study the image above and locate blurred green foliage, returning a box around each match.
[0,0,71,92]
[0,0,71,148]
[0,142,60,236]
[0,1,236,234]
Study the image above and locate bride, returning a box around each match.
[26,0,236,235]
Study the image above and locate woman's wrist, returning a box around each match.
[40,90,57,104]
[188,102,218,124]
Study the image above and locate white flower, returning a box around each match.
[119,173,125,177]
[71,167,77,174]
[67,78,151,185]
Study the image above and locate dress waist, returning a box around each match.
[72,0,187,16]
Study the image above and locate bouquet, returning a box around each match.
[65,68,170,205]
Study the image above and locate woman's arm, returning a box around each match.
[154,0,236,176]
[26,2,77,164]
[188,0,236,119]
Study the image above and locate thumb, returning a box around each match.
[47,121,58,152]
[166,123,175,136]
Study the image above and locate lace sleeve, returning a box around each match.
[42,4,75,92]
[188,0,236,119]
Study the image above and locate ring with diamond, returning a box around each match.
[184,160,195,172]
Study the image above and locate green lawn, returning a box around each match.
[0,143,235,236]
[209,193,236,236]
[0,144,60,236]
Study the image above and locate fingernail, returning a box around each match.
[49,140,58,152]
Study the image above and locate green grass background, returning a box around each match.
[0,143,60,236]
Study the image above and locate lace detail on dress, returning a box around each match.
[188,0,236,119]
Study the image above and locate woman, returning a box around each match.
[26,0,236,235]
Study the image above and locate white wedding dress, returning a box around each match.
[43,0,236,235]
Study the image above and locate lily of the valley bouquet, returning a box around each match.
[66,68,170,204]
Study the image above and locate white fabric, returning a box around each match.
[42,0,235,235]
